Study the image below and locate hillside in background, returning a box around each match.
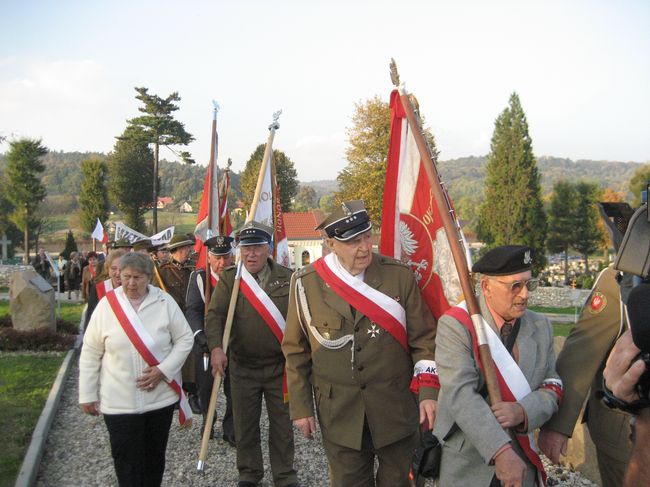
[0,150,642,218]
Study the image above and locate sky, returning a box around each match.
[1,0,649,182]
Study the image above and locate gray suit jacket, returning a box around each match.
[433,295,560,487]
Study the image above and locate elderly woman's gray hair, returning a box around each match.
[118,252,154,279]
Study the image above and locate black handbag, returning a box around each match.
[411,430,442,480]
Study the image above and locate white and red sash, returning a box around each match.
[446,304,556,485]
[238,264,289,401]
[105,288,192,425]
[312,253,408,350]
[210,269,218,289]
[96,278,114,300]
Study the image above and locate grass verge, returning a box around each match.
[552,322,574,337]
[529,305,578,314]
[0,352,66,487]
[0,301,84,326]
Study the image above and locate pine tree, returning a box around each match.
[573,181,605,273]
[62,230,78,259]
[240,144,298,212]
[108,130,154,232]
[547,181,578,283]
[5,138,47,263]
[477,93,547,273]
[125,87,194,232]
[78,157,109,234]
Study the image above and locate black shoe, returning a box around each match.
[283,484,300,487]
[223,434,236,447]
[188,394,202,414]
[237,482,256,487]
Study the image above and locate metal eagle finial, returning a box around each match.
[269,110,282,131]
[390,58,400,87]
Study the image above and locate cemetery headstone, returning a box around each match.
[9,268,56,331]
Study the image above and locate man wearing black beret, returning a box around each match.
[434,245,563,487]
[185,235,236,444]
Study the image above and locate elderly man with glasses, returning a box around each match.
[434,245,563,487]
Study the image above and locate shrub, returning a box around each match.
[0,327,76,351]
[0,314,78,351]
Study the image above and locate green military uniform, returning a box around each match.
[283,253,437,486]
[158,257,196,397]
[543,265,632,487]
[158,259,193,312]
[206,258,298,487]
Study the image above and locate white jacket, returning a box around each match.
[79,285,193,414]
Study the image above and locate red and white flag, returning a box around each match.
[91,218,108,244]
[380,90,468,320]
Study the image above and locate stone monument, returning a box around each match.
[9,268,56,331]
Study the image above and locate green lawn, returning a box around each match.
[0,301,84,326]
[552,322,574,337]
[529,305,578,314]
[0,352,66,487]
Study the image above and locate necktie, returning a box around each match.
[500,322,513,346]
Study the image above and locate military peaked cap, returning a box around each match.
[205,235,234,255]
[237,221,273,246]
[472,245,534,276]
[316,200,372,241]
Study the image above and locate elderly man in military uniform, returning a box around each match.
[185,235,235,445]
[158,233,199,411]
[434,246,563,487]
[282,200,437,487]
[206,221,299,487]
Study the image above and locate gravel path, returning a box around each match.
[36,359,597,486]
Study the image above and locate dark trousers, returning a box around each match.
[103,404,175,487]
[322,419,419,487]
[194,349,234,438]
[230,359,297,486]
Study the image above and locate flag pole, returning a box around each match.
[390,59,502,405]
[197,110,282,473]
[204,102,220,315]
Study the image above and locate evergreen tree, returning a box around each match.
[5,138,47,262]
[240,144,299,212]
[477,93,547,273]
[78,157,109,233]
[293,186,318,211]
[108,130,154,232]
[125,87,194,232]
[547,181,578,283]
[62,230,78,259]
[573,181,605,272]
[628,163,650,207]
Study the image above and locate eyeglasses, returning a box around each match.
[489,277,540,294]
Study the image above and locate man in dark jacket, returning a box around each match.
[185,235,235,444]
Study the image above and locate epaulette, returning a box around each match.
[377,254,410,268]
[294,264,316,279]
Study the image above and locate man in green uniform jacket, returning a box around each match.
[282,201,437,487]
[539,265,632,486]
[206,221,299,487]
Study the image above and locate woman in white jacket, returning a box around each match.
[79,252,193,487]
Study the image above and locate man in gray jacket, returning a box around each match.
[434,245,562,487]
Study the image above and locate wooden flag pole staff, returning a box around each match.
[197,110,282,473]
[390,59,502,405]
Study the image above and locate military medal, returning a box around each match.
[367,323,380,338]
